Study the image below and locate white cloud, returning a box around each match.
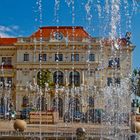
[0,31,12,37]
[0,25,20,37]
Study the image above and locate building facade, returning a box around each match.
[0,26,134,117]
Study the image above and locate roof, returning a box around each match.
[30,26,90,38]
[0,38,17,46]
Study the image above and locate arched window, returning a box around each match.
[69,71,80,86]
[53,71,64,85]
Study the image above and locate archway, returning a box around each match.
[88,96,94,107]
[69,71,80,86]
[53,71,64,85]
[22,96,29,107]
[69,97,81,113]
[36,96,47,111]
[53,97,63,118]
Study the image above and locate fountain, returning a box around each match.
[0,0,139,140]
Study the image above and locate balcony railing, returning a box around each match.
[17,37,100,44]
[0,65,14,69]
[0,69,15,76]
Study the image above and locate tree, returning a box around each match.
[37,70,53,89]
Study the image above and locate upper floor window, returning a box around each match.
[2,57,12,65]
[39,54,47,62]
[24,53,29,61]
[55,54,63,61]
[71,54,79,61]
[108,58,120,67]
[89,54,95,61]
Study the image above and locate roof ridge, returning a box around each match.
[40,26,83,29]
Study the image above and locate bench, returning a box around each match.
[29,111,58,124]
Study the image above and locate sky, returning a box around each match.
[0,0,139,69]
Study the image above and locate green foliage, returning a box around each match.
[133,69,138,76]
[37,70,53,89]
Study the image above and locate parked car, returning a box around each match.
[20,108,32,119]
[63,111,85,122]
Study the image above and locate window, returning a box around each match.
[69,71,80,86]
[107,77,113,86]
[39,54,47,61]
[71,54,79,61]
[115,78,121,85]
[53,71,64,85]
[107,77,120,86]
[2,57,12,65]
[89,54,95,61]
[108,58,120,67]
[24,53,29,61]
[55,54,63,61]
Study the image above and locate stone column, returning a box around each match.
[82,70,85,84]
[65,70,69,86]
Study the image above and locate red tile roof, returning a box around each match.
[0,38,17,46]
[30,26,90,38]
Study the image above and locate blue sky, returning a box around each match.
[0,0,139,68]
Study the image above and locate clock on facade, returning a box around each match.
[54,32,63,40]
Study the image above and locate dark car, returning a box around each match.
[20,108,32,119]
[85,109,102,123]
[63,111,85,122]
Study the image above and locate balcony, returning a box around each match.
[17,37,98,44]
[0,65,14,69]
[0,69,15,77]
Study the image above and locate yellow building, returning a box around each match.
[0,26,134,117]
